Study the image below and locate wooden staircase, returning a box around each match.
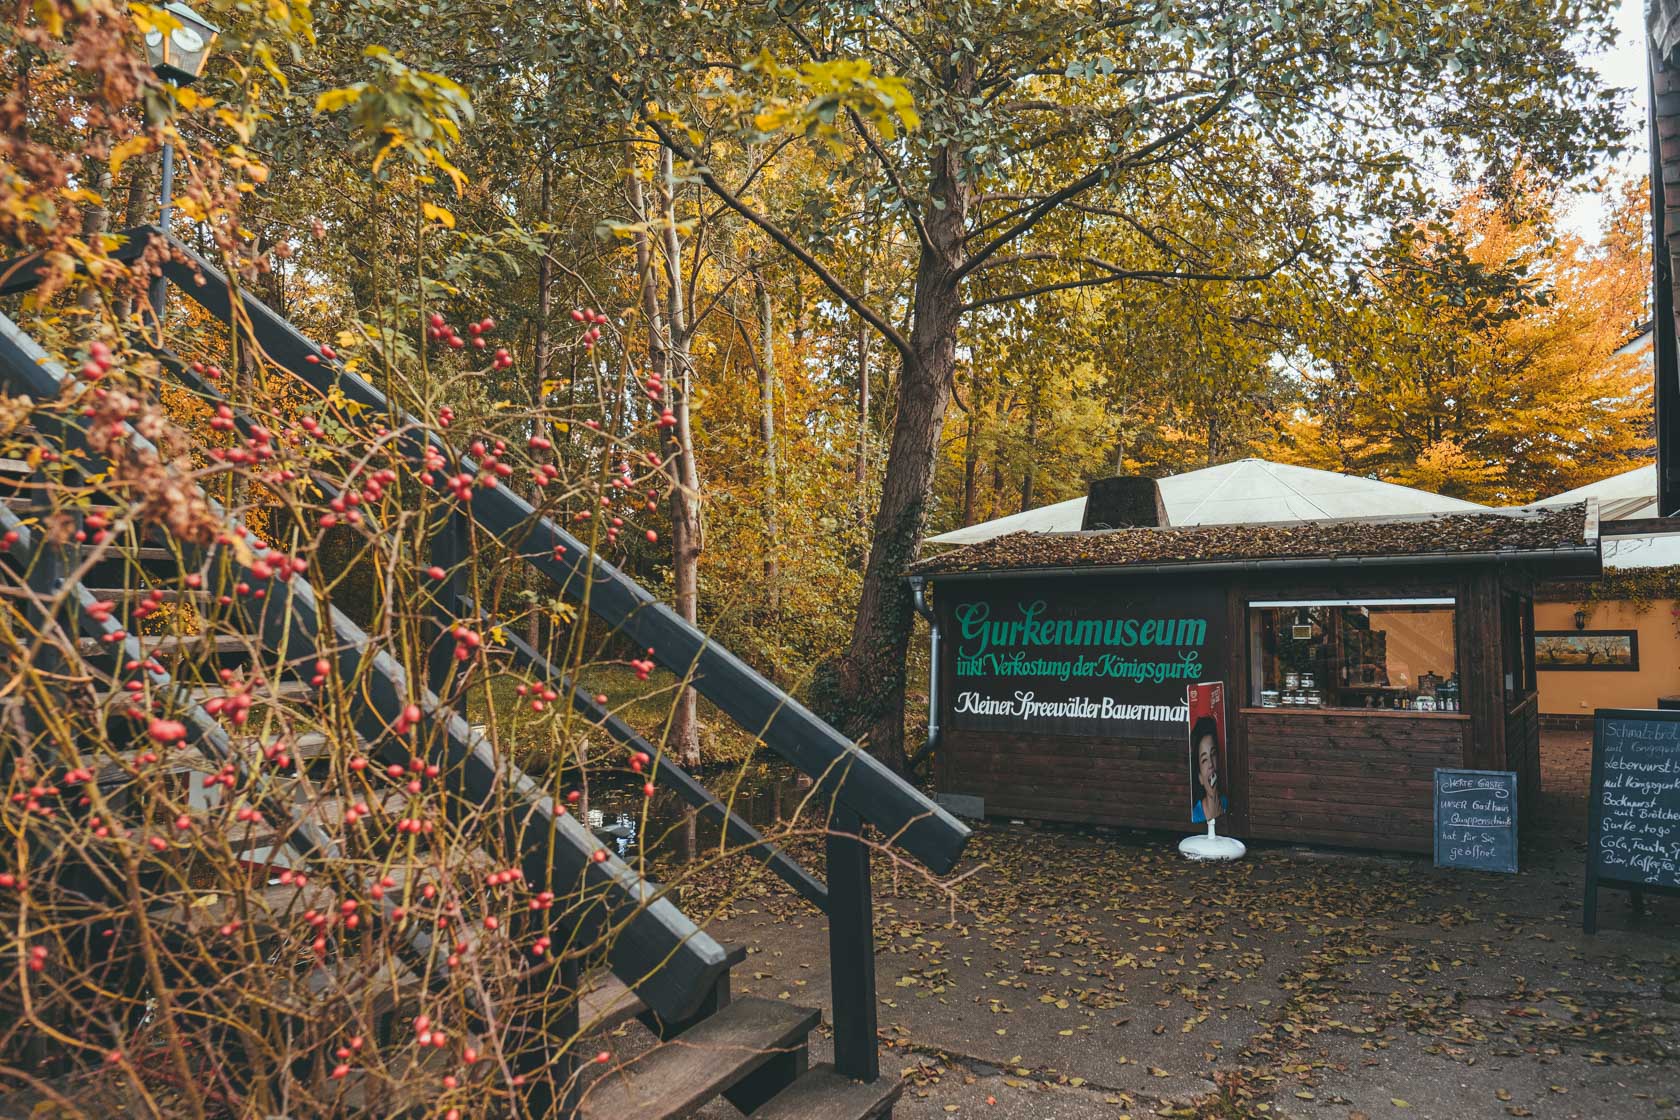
[0,231,966,1118]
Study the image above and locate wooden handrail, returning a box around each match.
[481,602,832,913]
[139,226,969,877]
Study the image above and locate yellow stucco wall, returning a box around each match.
[1535,598,1680,715]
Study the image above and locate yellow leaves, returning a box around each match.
[739,52,920,154]
[171,86,214,112]
[109,135,153,180]
[1391,1099,1410,1109]
[128,3,176,35]
[32,0,63,37]
[253,42,289,93]
[216,109,255,145]
[315,87,367,114]
[421,202,455,229]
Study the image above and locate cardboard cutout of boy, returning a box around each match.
[1187,681,1227,825]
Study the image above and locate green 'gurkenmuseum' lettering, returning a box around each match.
[952,599,1207,659]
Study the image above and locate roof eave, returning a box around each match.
[913,542,1604,584]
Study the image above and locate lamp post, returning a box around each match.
[142,1,219,324]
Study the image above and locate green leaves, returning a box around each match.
[740,53,920,152]
[313,45,475,192]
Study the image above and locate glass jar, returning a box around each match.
[1300,672,1315,690]
[1261,689,1280,708]
[1284,672,1300,690]
[1305,688,1322,707]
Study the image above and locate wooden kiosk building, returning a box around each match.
[909,495,1602,853]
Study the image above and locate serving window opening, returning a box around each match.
[1248,598,1461,712]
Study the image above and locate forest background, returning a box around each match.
[3,0,1656,769]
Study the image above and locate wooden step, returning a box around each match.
[749,1065,902,1120]
[576,996,820,1120]
[178,680,314,705]
[79,632,257,657]
[578,970,647,1033]
[75,545,176,562]
[86,586,210,603]
[148,879,333,935]
[99,729,332,783]
[95,679,314,712]
[305,954,424,1019]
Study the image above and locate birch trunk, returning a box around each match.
[755,267,780,611]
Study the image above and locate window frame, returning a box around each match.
[1245,595,1463,713]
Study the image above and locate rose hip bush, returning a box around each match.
[0,281,744,1114]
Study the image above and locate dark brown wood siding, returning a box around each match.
[1504,693,1541,827]
[935,729,1190,831]
[1242,710,1471,852]
[1455,570,1508,771]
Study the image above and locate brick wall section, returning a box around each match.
[1539,729,1591,841]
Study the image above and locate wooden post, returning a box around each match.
[826,805,879,1082]
[508,955,579,1117]
[21,503,69,747]
[427,508,470,703]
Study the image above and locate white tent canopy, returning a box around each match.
[1529,463,1657,522]
[925,457,1488,547]
[1527,461,1673,569]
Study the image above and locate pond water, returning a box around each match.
[582,756,819,862]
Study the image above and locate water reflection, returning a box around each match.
[586,808,638,857]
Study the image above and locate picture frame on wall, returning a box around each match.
[1534,630,1639,672]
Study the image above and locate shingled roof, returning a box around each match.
[910,503,1598,579]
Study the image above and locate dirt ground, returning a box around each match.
[617,730,1680,1119]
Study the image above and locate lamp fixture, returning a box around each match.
[143,2,219,85]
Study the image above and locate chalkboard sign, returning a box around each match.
[1584,708,1680,933]
[1433,769,1518,873]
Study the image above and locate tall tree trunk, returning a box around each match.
[529,160,554,649]
[961,402,980,526]
[1020,377,1041,512]
[855,272,872,521]
[75,163,113,313]
[657,147,703,769]
[755,266,780,611]
[627,145,697,766]
[831,142,968,770]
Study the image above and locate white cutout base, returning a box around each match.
[1179,821,1246,861]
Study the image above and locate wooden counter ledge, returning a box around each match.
[1239,706,1469,721]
